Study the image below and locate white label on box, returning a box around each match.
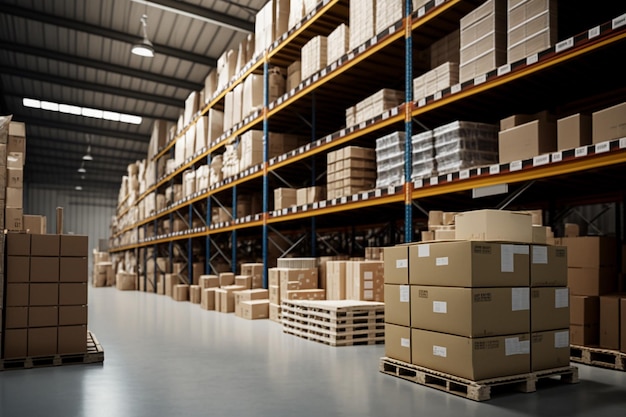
[459,170,470,180]
[282,208,288,215]
[435,0,444,5]
[575,146,588,157]
[359,122,366,130]
[474,74,487,85]
[505,337,520,356]
[320,201,327,208]
[613,13,626,29]
[414,179,423,188]
[388,186,396,194]
[401,337,410,348]
[501,244,516,272]
[433,301,447,314]
[554,330,570,348]
[433,345,447,357]
[291,206,297,213]
[400,285,410,302]
[418,7,426,18]
[527,54,539,65]
[391,108,399,117]
[596,141,610,153]
[589,26,601,39]
[512,288,530,311]
[555,288,569,309]
[510,160,522,171]
[489,164,500,175]
[348,52,355,60]
[382,111,390,120]
[552,152,562,162]
[321,68,327,77]
[341,196,347,204]
[364,290,374,299]
[364,271,373,280]
[361,192,368,200]
[418,245,430,258]
[497,64,511,76]
[313,202,319,209]
[430,177,439,186]
[418,98,426,107]
[313,74,319,83]
[359,44,366,54]
[364,281,374,289]
[396,259,408,269]
[331,62,337,71]
[447,174,452,182]
[389,26,395,35]
[620,138,626,149]
[435,257,448,266]
[375,189,382,197]
[326,136,332,143]
[556,37,574,53]
[450,84,461,94]
[532,245,548,264]
[533,154,550,166]
[340,129,346,137]
[352,193,359,201]
[434,91,442,100]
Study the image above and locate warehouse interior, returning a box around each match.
[2,0,626,415]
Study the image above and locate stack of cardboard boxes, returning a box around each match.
[375,0,403,34]
[327,146,377,199]
[5,121,25,232]
[384,209,570,380]
[507,0,558,63]
[346,89,403,128]
[301,35,327,80]
[92,249,114,287]
[349,0,376,51]
[327,24,350,64]
[326,260,385,302]
[375,131,405,189]
[413,62,459,102]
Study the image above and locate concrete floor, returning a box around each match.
[1,287,626,417]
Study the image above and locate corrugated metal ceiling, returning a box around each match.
[0,0,265,193]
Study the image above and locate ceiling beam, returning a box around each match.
[25,160,129,176]
[18,116,150,143]
[26,136,146,158]
[24,173,124,188]
[25,147,140,167]
[0,66,183,109]
[0,41,202,91]
[0,4,217,66]
[131,0,254,33]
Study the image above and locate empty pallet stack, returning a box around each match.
[381,209,577,400]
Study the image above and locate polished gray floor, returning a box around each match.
[1,287,626,417]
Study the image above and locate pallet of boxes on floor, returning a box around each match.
[0,118,103,370]
[380,209,578,401]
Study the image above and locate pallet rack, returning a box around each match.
[109,0,626,291]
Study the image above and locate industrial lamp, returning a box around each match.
[77,162,87,174]
[83,145,93,161]
[131,14,154,57]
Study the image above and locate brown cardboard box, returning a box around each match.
[219,272,235,287]
[57,325,87,354]
[570,324,599,346]
[28,327,58,356]
[557,114,592,150]
[346,261,384,302]
[383,245,410,284]
[30,257,60,282]
[498,120,557,164]
[240,300,270,320]
[570,295,600,326]
[116,272,137,291]
[385,324,412,363]
[201,288,217,310]
[621,298,626,353]
[59,283,87,305]
[530,245,567,287]
[531,287,570,331]
[279,268,318,289]
[6,167,23,188]
[235,275,253,289]
[269,285,281,305]
[269,303,281,323]
[385,284,411,327]
[164,274,179,296]
[5,207,24,231]
[199,275,220,288]
[561,237,617,268]
[455,210,533,243]
[568,267,618,296]
[6,186,23,208]
[269,268,280,287]
[592,101,626,143]
[23,214,47,234]
[28,306,58,327]
[599,294,623,350]
[173,284,189,301]
[531,329,571,371]
[59,305,88,326]
[274,187,297,210]
[189,285,202,304]
[411,329,531,380]
[283,289,325,300]
[409,240,530,287]
[411,286,530,337]
[59,257,88,282]
[217,289,235,313]
[326,261,347,300]
[4,329,28,359]
[60,235,88,257]
[6,283,29,306]
[7,256,30,282]
[5,306,28,328]
[6,233,30,255]
[30,234,59,256]
[30,283,59,306]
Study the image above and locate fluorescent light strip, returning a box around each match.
[22,98,142,125]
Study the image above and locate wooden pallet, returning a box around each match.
[284,325,384,347]
[379,357,578,401]
[570,345,626,371]
[281,311,383,333]
[1,331,105,371]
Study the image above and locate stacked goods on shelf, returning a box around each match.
[346,89,403,128]
[429,29,460,68]
[592,101,626,144]
[254,0,289,56]
[434,121,499,175]
[274,187,297,210]
[459,0,506,84]
[413,62,459,102]
[327,260,385,302]
[3,233,89,359]
[296,186,325,207]
[376,0,403,34]
[287,61,301,91]
[5,120,25,232]
[92,250,114,287]
[383,209,571,382]
[301,35,327,80]
[327,24,350,64]
[557,113,591,151]
[410,130,436,181]
[498,111,557,164]
[375,131,405,189]
[349,0,376,50]
[507,0,558,63]
[327,146,376,199]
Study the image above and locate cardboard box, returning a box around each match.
[6,186,23,208]
[216,289,234,313]
[235,275,253,289]
[570,295,600,326]
[60,257,88,282]
[346,261,384,302]
[385,284,411,327]
[30,257,60,282]
[269,268,280,287]
[530,245,567,286]
[283,289,325,300]
[557,113,592,151]
[568,267,618,296]
[279,268,318,289]
[409,240,530,287]
[30,234,59,257]
[6,283,29,306]
[173,284,189,302]
[383,245,410,284]
[269,303,281,323]
[240,299,270,320]
[27,327,58,356]
[190,285,202,304]
[30,283,59,306]
[7,256,30,282]
[57,325,87,354]
[455,210,533,243]
[570,324,599,346]
[29,306,59,327]
[199,275,220,289]
[219,272,235,287]
[201,288,217,310]
[60,235,88,257]
[6,233,30,255]
[385,324,412,363]
[59,305,88,326]
[531,329,571,371]
[411,329,531,380]
[269,285,281,305]
[5,207,24,231]
[274,187,298,210]
[59,283,87,306]
[6,167,23,188]
[599,294,623,350]
[4,329,28,359]
[560,237,617,268]
[411,286,530,337]
[5,306,29,329]
[326,261,347,300]
[531,287,569,331]
[592,101,626,143]
[498,120,557,164]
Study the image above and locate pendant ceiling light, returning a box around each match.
[131,14,154,58]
